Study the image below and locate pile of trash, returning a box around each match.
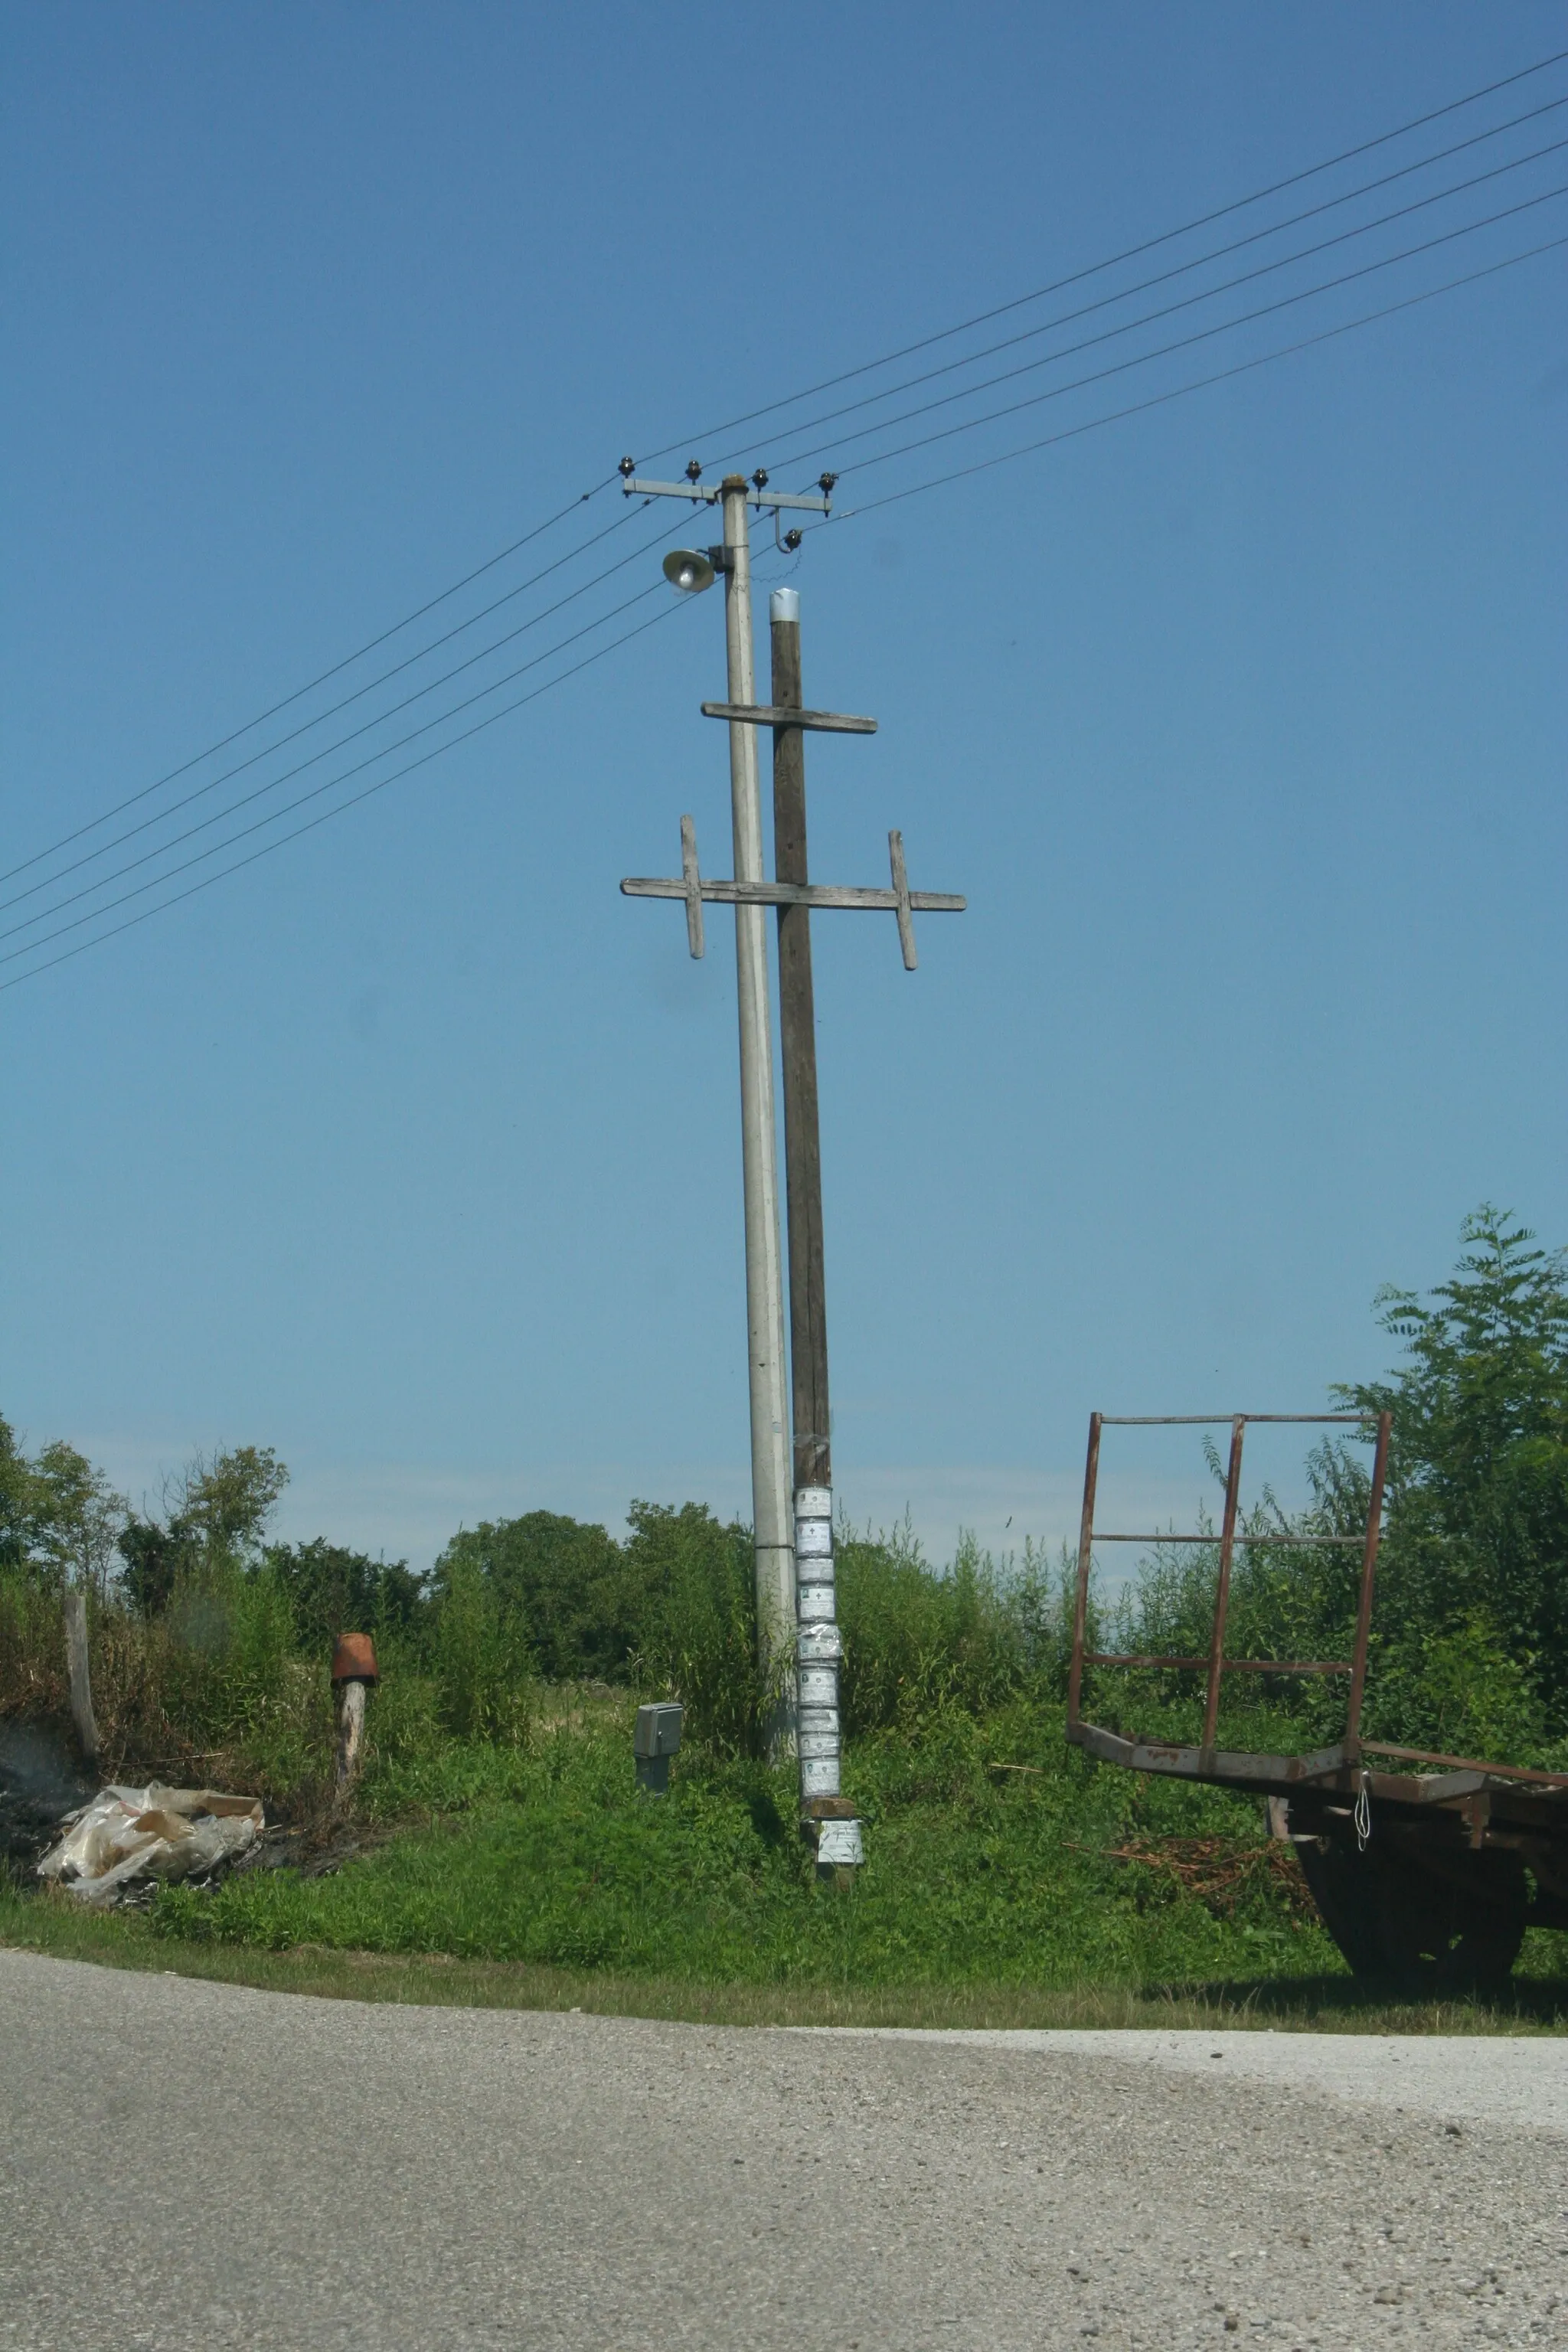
[37,1784,264,1906]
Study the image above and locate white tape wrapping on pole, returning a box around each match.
[795,1485,844,1804]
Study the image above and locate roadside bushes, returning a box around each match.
[433,1512,632,1684]
[5,1204,1566,1796]
[838,1525,1076,1736]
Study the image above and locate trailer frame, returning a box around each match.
[1064,1410,1568,1985]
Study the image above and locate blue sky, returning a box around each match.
[3,4,1564,1567]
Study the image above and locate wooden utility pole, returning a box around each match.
[769,589,830,1499]
[62,1589,99,1766]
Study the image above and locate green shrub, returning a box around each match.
[430,1551,531,1744]
[433,1512,629,1681]
[625,1501,765,1755]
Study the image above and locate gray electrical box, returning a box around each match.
[633,1702,684,1793]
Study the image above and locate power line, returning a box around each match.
[28,215,1559,982]
[829,230,1568,521]
[0,580,681,972]
[11,52,1567,989]
[13,228,1560,991]
[0,479,619,890]
[0,510,671,926]
[813,178,1568,484]
[706,94,1568,474]
[0,599,693,996]
[637,46,1568,466]
[16,208,1560,978]
[0,554,676,957]
[17,50,1563,908]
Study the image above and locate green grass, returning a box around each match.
[6,1689,1566,2030]
[4,1891,1566,2033]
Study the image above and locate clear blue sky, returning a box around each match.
[3,4,1564,1566]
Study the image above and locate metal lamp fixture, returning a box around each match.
[662,547,716,595]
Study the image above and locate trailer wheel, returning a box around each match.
[1297,1837,1526,1995]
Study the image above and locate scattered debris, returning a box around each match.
[234,1815,384,1880]
[37,1783,263,1905]
[1081,1835,1316,1924]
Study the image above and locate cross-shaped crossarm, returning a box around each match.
[621,819,965,971]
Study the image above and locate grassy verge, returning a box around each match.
[5,1693,1566,2032]
[5,1892,1568,2033]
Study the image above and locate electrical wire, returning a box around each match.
[16,48,1564,912]
[0,544,678,956]
[803,177,1568,484]
[38,108,1541,926]
[0,598,694,996]
[826,230,1568,521]
[11,51,1567,988]
[15,211,1560,982]
[0,478,619,889]
[0,574,684,972]
[703,97,1568,475]
[33,203,1558,975]
[0,509,671,928]
[636,46,1568,466]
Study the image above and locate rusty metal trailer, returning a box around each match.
[1065,1411,1568,1992]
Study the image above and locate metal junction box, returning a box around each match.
[633,1702,684,1793]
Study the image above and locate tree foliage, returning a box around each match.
[1339,1204,1568,1723]
[433,1511,632,1683]
[1112,1207,1568,1759]
[0,1416,126,1596]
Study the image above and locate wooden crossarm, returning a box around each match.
[623,822,963,964]
[701,702,877,734]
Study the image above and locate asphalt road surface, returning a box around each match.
[2,1949,1565,2350]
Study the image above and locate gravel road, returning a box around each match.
[2,1949,1564,2350]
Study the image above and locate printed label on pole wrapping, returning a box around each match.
[800,1756,841,1798]
[794,1517,833,1560]
[797,1623,842,1664]
[798,1707,840,1741]
[797,1583,837,1622]
[798,1662,838,1707]
[815,1818,863,1867]
[795,1486,831,1521]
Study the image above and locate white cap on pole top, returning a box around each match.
[770,586,800,625]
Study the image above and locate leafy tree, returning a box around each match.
[263,1537,427,1652]
[172,1446,289,1563]
[118,1445,289,1614]
[117,1513,194,1619]
[433,1511,634,1682]
[1339,1205,1568,1731]
[1109,1209,1568,1759]
[0,1418,35,1572]
[0,1418,126,1596]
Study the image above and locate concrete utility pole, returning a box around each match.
[616,460,835,1754]
[717,479,795,1740]
[621,493,967,1868]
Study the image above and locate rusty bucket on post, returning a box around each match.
[331,1633,379,1795]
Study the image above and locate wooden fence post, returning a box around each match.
[63,1589,100,1767]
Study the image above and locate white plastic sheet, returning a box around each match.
[37,1784,263,1905]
